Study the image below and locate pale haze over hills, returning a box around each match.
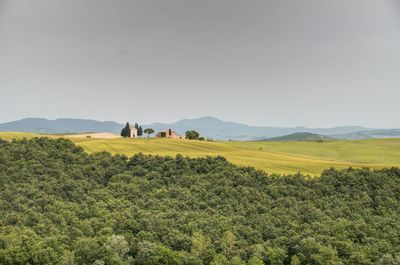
[1,116,400,140]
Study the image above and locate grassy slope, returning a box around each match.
[263,132,330,141]
[1,132,399,175]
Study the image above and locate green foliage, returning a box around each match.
[104,235,129,260]
[120,122,131,137]
[220,231,237,259]
[138,126,143,137]
[377,254,400,265]
[248,256,264,265]
[0,138,400,264]
[144,128,155,138]
[210,254,229,265]
[185,130,200,140]
[290,255,300,265]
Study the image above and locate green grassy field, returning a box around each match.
[1,132,399,175]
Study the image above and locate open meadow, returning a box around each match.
[1,132,399,175]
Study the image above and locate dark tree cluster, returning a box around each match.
[0,138,400,264]
[134,123,143,137]
[185,130,204,140]
[121,122,131,137]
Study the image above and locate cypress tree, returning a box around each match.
[121,122,131,137]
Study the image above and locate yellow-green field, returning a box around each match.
[1,132,399,175]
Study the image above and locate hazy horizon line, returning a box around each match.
[0,116,397,130]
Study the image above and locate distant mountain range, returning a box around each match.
[144,116,372,140]
[329,129,400,140]
[0,118,123,134]
[1,116,399,140]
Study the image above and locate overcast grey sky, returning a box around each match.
[0,0,399,128]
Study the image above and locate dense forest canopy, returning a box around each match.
[0,138,399,265]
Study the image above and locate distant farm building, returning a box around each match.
[129,126,138,138]
[156,129,185,139]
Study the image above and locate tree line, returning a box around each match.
[185,130,205,141]
[121,122,204,140]
[0,138,399,264]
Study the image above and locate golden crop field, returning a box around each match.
[1,132,399,175]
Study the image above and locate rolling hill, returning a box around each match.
[1,132,399,175]
[262,132,332,141]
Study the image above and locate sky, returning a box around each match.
[0,0,399,128]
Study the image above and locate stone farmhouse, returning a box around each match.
[156,129,185,139]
